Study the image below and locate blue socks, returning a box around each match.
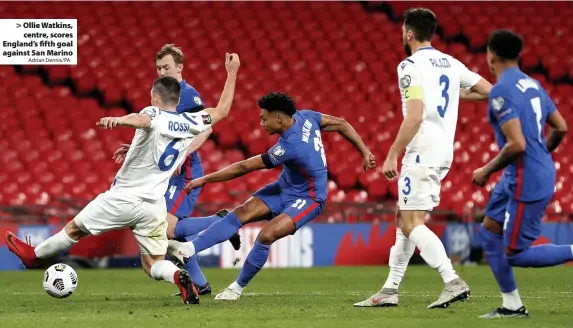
[508,244,573,267]
[186,255,208,286]
[479,226,517,293]
[191,212,242,254]
[237,241,270,287]
[174,215,221,240]
[180,232,208,286]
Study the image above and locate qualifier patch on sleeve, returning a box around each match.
[491,96,505,111]
[272,145,285,158]
[202,114,212,125]
[142,107,157,119]
[399,75,411,89]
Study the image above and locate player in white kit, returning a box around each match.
[354,9,491,308]
[5,53,240,305]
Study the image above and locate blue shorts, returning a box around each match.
[484,177,551,250]
[253,182,324,230]
[165,184,201,219]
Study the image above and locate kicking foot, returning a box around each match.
[479,306,529,318]
[216,209,242,251]
[214,287,242,301]
[353,288,399,307]
[173,282,212,297]
[4,232,39,268]
[173,270,200,304]
[427,278,470,309]
[168,240,192,266]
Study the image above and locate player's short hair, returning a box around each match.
[152,76,180,105]
[403,8,437,42]
[487,29,523,61]
[155,44,184,64]
[258,91,297,117]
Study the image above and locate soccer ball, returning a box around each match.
[42,263,78,298]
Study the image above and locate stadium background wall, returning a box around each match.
[1,222,572,271]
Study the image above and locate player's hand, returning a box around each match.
[362,151,376,172]
[225,53,240,76]
[382,157,399,180]
[173,160,184,177]
[184,177,206,194]
[472,167,490,187]
[97,117,122,129]
[112,144,130,164]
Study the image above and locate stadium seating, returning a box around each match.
[1,1,572,220]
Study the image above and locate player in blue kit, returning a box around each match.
[472,30,570,318]
[167,91,376,300]
[114,44,240,295]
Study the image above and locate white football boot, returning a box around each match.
[353,288,399,307]
[427,278,470,309]
[214,287,242,301]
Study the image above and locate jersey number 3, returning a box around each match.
[437,74,450,118]
[159,139,182,171]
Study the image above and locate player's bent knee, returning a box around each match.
[234,197,271,224]
[256,229,277,245]
[398,210,426,236]
[256,215,295,245]
[64,220,88,241]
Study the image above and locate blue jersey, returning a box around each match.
[172,80,205,184]
[265,110,328,202]
[488,67,556,202]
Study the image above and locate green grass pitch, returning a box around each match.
[0,266,571,328]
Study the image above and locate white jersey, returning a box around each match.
[111,106,212,201]
[397,47,481,168]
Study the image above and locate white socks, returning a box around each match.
[168,240,196,259]
[150,260,179,284]
[229,281,244,292]
[34,229,77,259]
[382,229,415,290]
[502,289,523,311]
[408,225,459,284]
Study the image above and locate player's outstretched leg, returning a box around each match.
[168,198,272,263]
[215,214,295,301]
[507,244,573,267]
[5,220,84,268]
[354,226,414,307]
[478,219,528,318]
[400,210,469,309]
[171,209,241,250]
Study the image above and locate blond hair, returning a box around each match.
[155,44,184,64]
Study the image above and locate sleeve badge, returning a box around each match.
[399,75,411,89]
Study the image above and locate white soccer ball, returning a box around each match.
[42,263,78,298]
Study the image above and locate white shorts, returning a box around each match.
[397,166,449,211]
[74,190,168,255]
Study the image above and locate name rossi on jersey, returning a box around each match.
[168,121,191,132]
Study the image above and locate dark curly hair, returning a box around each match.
[257,91,297,117]
[487,29,523,61]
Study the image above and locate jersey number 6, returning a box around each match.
[437,74,450,118]
[159,138,182,171]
